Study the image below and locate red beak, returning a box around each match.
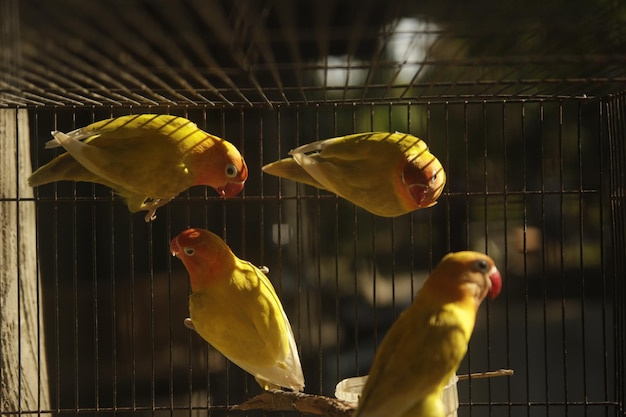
[488,268,502,299]
[170,236,181,257]
[408,183,429,206]
[217,181,245,198]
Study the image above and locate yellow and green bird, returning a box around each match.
[262,132,445,217]
[170,228,305,391]
[29,114,248,221]
[354,251,502,417]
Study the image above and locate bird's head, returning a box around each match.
[402,150,446,208]
[192,137,248,198]
[426,251,502,306]
[170,228,233,291]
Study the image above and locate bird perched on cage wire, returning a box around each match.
[352,251,502,417]
[28,114,248,221]
[262,132,445,217]
[170,228,305,392]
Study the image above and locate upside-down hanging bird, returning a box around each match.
[262,132,445,217]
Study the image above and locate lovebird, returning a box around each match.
[170,228,305,391]
[354,251,502,417]
[28,114,248,221]
[262,132,445,217]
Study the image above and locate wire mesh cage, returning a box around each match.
[1,1,625,417]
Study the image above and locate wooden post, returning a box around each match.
[0,109,50,412]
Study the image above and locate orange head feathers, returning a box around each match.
[189,136,248,198]
[402,149,446,209]
[170,228,235,291]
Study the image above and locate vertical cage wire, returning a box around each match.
[606,93,626,415]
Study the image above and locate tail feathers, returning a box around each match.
[31,129,105,186]
[44,130,64,149]
[229,328,305,391]
[229,295,305,391]
[262,158,325,190]
[233,356,305,392]
[45,127,99,149]
[28,154,103,187]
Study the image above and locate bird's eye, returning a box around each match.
[225,164,238,178]
[474,259,490,273]
[184,247,195,256]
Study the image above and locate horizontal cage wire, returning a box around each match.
[0,1,625,417]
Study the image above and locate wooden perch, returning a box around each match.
[232,390,354,417]
[457,368,514,381]
[233,369,514,417]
